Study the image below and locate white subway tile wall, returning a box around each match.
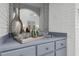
[0,3,9,37]
[49,3,75,56]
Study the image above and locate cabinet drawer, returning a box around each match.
[37,42,54,56]
[1,46,36,56]
[56,39,66,49]
[56,48,66,56]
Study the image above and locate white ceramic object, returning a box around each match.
[10,7,23,36]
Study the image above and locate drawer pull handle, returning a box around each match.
[61,43,64,46]
[46,47,49,50]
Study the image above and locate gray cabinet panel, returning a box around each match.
[56,39,66,49]
[1,46,36,56]
[37,42,54,56]
[56,48,66,56]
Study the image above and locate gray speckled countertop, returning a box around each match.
[0,32,67,52]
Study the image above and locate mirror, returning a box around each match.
[20,9,39,31]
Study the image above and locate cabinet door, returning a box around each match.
[1,46,36,56]
[37,42,54,56]
[56,48,66,56]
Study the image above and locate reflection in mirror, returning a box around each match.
[20,9,39,32]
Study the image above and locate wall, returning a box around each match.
[40,3,49,32]
[49,3,75,56]
[0,3,9,38]
[75,3,79,56]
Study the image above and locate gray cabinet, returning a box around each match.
[55,39,66,56]
[1,46,36,56]
[37,42,54,56]
[56,40,66,49]
[0,38,66,56]
[56,48,66,56]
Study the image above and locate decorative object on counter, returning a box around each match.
[31,25,37,38]
[26,25,31,33]
[15,36,45,44]
[31,25,39,38]
[35,25,39,36]
[10,4,23,37]
[23,25,26,33]
[25,25,31,38]
[14,32,30,40]
[9,4,48,44]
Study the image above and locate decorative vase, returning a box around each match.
[10,5,23,36]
